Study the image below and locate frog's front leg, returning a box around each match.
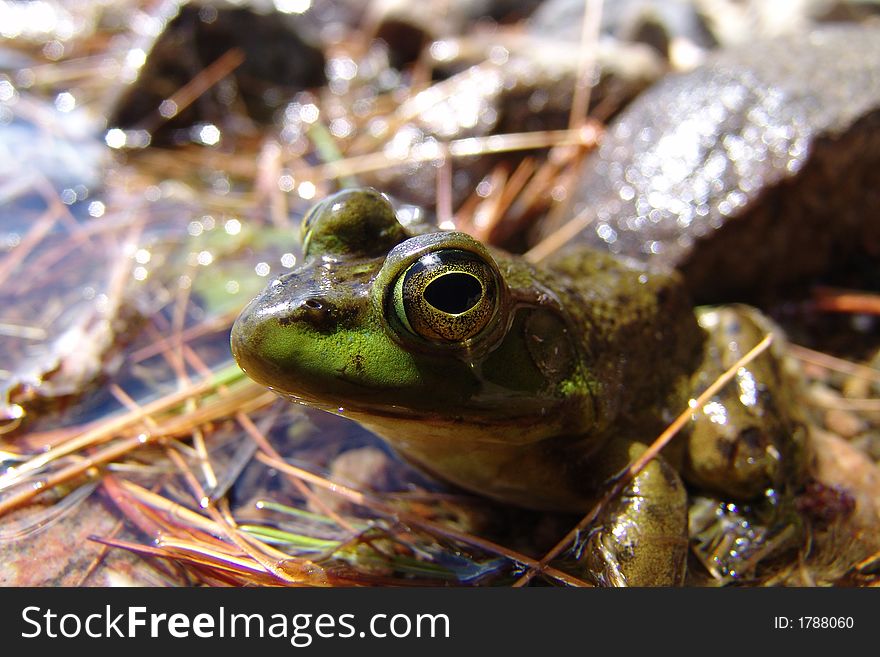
[571,438,688,587]
[680,306,807,500]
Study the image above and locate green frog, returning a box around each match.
[231,187,805,586]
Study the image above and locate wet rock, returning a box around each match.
[110,1,326,145]
[536,26,880,303]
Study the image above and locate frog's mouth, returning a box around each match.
[269,388,570,451]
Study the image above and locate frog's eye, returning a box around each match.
[392,249,499,342]
[300,188,408,258]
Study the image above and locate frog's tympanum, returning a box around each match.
[232,188,805,586]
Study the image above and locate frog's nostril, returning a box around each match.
[290,297,336,331]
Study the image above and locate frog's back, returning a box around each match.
[533,246,704,430]
[537,25,880,301]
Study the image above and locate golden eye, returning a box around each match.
[392,249,499,342]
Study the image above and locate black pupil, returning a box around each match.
[424,273,482,314]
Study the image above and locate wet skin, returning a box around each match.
[231,188,805,586]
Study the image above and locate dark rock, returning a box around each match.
[110,2,326,144]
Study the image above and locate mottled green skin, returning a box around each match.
[231,188,803,586]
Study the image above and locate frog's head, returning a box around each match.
[231,188,588,440]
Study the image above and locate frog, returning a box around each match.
[231,187,806,586]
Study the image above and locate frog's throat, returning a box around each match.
[345,407,574,448]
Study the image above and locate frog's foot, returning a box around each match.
[677,306,808,581]
[681,306,807,500]
[574,441,688,586]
